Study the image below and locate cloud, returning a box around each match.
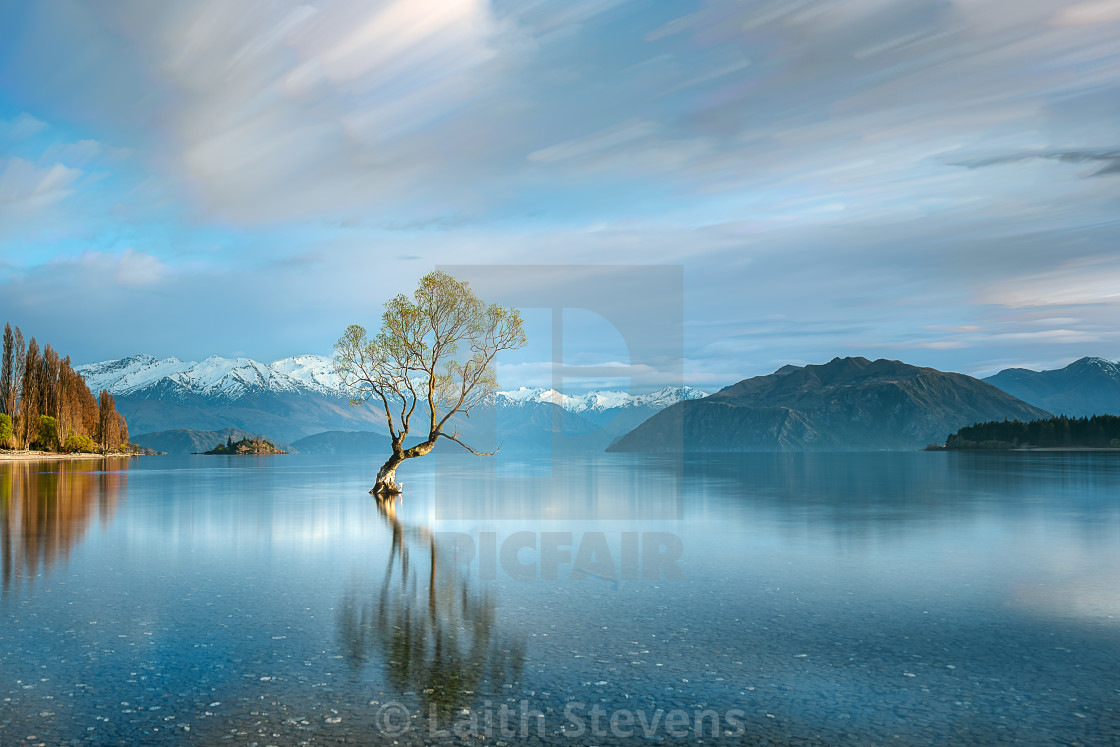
[951,149,1120,177]
[982,258,1120,309]
[72,248,172,287]
[40,138,130,168]
[495,359,665,392]
[0,121,143,247]
[0,157,82,211]
[91,0,510,222]
[0,112,48,143]
[377,214,476,232]
[1051,0,1120,26]
[528,121,659,164]
[1,249,298,362]
[0,0,524,225]
[509,0,629,36]
[902,328,1107,351]
[4,0,1120,229]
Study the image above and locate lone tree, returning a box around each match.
[334,271,526,496]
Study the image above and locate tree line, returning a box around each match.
[944,414,1120,450]
[0,323,129,452]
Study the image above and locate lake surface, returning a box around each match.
[2,452,1119,745]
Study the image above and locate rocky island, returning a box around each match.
[200,436,287,455]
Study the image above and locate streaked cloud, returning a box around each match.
[983,258,1120,309]
[40,139,130,168]
[0,158,82,212]
[1052,0,1120,26]
[529,121,660,164]
[0,112,48,143]
[952,148,1120,177]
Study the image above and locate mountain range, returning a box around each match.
[608,357,1051,452]
[76,354,708,446]
[983,357,1120,417]
[77,354,343,399]
[81,352,1117,454]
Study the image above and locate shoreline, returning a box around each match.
[936,446,1120,453]
[1013,446,1120,452]
[0,451,136,462]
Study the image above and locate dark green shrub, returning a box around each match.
[0,413,13,448]
[35,415,59,451]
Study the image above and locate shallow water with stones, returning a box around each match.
[2,451,1119,745]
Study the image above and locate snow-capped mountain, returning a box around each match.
[268,355,342,396]
[75,353,709,445]
[984,356,1120,416]
[77,354,343,399]
[77,354,707,411]
[495,385,708,412]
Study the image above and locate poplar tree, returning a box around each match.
[19,339,41,448]
[12,327,25,420]
[0,323,12,416]
[5,326,24,434]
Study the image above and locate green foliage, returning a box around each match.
[0,412,13,447]
[334,271,527,456]
[945,414,1120,450]
[36,415,59,451]
[63,434,97,453]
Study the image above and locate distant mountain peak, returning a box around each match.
[828,355,871,367]
[1069,356,1117,369]
[985,356,1120,417]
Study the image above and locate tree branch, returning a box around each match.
[438,430,499,456]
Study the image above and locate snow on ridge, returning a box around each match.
[77,354,706,407]
[633,385,711,408]
[173,356,286,398]
[270,355,342,395]
[77,354,312,399]
[494,384,707,411]
[76,355,194,396]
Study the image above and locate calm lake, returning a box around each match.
[2,452,1119,745]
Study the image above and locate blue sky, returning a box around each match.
[1,0,1119,390]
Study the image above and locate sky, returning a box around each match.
[1,0,1119,391]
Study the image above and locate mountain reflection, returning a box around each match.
[0,460,127,599]
[339,496,525,713]
[652,451,1120,533]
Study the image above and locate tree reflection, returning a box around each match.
[0,460,127,599]
[339,496,524,714]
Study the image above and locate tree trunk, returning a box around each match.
[372,451,405,496]
[371,440,436,496]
